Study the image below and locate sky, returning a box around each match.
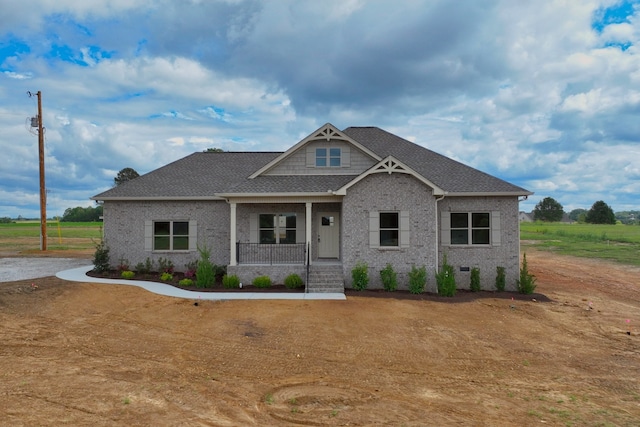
[1,0,639,219]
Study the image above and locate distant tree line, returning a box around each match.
[532,197,626,224]
[60,205,103,222]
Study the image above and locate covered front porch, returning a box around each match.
[225,198,345,292]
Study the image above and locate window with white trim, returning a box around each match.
[153,221,189,250]
[259,213,296,244]
[315,147,341,167]
[450,212,490,245]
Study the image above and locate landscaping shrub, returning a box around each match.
[158,257,174,274]
[284,273,304,289]
[92,240,110,273]
[184,260,198,278]
[222,274,240,289]
[160,272,173,282]
[120,270,135,279]
[351,262,369,291]
[495,266,506,292]
[380,264,397,292]
[253,275,272,288]
[408,265,427,294]
[117,258,130,272]
[517,253,537,294]
[196,245,215,288]
[470,267,481,292]
[178,278,193,287]
[435,254,456,297]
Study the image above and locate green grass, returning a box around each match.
[521,221,640,266]
[0,221,103,252]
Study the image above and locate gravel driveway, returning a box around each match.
[0,258,93,283]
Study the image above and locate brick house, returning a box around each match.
[92,123,532,292]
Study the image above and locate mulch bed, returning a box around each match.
[85,270,549,301]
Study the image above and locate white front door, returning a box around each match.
[318,212,340,258]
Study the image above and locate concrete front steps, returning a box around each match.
[307,264,345,293]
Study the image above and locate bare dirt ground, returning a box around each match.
[1,250,639,426]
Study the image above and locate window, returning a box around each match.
[450,213,490,245]
[379,212,399,246]
[259,213,296,244]
[153,221,189,250]
[315,147,341,167]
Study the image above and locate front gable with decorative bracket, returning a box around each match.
[333,156,446,196]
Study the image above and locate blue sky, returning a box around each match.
[1,0,639,218]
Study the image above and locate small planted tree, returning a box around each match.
[517,253,537,294]
[351,262,369,291]
[408,265,427,294]
[470,267,481,292]
[196,245,215,288]
[380,264,398,292]
[92,240,110,273]
[435,254,456,297]
[495,266,506,292]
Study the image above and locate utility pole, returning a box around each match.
[28,91,46,251]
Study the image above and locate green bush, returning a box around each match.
[408,265,427,294]
[160,272,173,282]
[253,275,272,288]
[380,264,397,292]
[92,240,110,273]
[120,270,135,279]
[351,262,369,291]
[284,274,304,289]
[517,253,537,294]
[158,257,174,274]
[435,254,456,297]
[178,278,194,287]
[196,245,216,288]
[470,267,481,292]
[495,266,506,292]
[222,274,240,289]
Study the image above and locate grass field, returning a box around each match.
[0,221,102,252]
[520,221,640,266]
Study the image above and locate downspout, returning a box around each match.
[434,193,446,293]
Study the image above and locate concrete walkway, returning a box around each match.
[56,266,347,300]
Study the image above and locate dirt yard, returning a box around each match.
[1,250,638,426]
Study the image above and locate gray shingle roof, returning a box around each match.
[343,127,530,195]
[93,126,530,200]
[92,152,281,199]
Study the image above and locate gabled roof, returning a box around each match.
[342,126,531,196]
[248,123,380,178]
[92,124,531,201]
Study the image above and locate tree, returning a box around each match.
[586,201,616,224]
[204,148,224,152]
[533,197,564,222]
[114,167,140,186]
[61,205,103,222]
[568,208,588,223]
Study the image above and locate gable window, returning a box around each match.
[153,221,189,250]
[379,212,399,246]
[315,147,341,167]
[259,213,296,244]
[450,213,490,245]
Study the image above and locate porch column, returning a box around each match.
[306,202,312,265]
[230,202,237,266]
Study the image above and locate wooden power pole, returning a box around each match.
[29,91,46,251]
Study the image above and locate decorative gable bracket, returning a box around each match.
[333,156,445,196]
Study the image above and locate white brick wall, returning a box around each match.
[103,200,230,272]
